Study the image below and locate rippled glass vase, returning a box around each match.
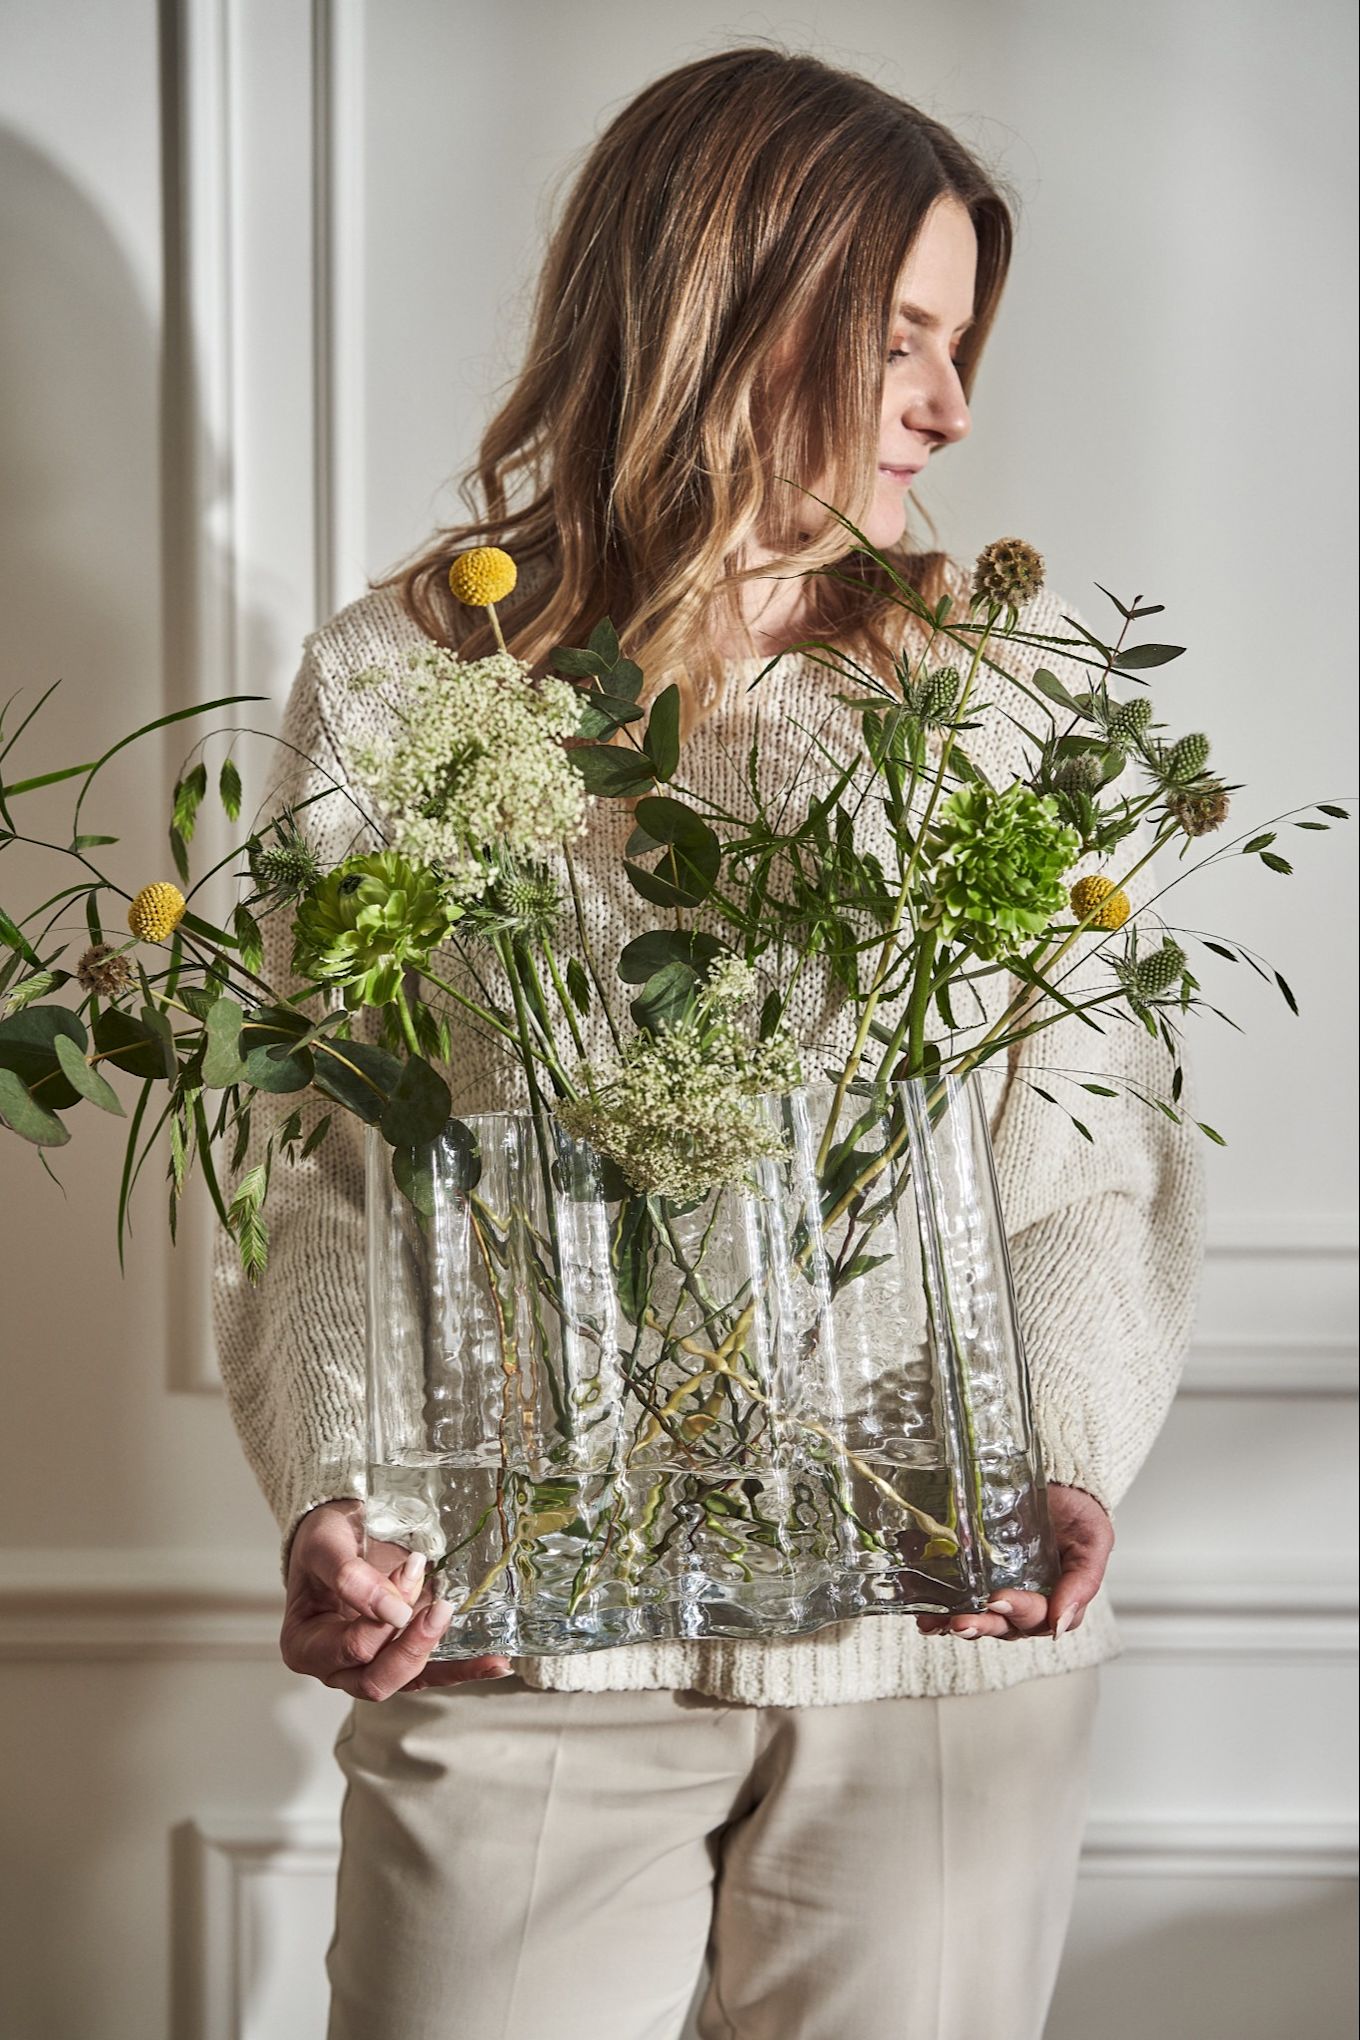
[363,1074,1059,1657]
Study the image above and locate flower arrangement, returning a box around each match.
[0,518,1349,1641]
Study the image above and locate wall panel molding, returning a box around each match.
[2,1549,1353,1664]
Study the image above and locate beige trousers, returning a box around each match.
[326,1665,1100,2040]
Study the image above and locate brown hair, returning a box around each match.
[373,43,1015,722]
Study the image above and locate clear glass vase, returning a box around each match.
[363,1074,1059,1657]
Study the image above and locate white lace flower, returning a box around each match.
[347,646,589,897]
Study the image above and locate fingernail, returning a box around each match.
[424,1599,454,1634]
[399,1550,426,1590]
[1054,1607,1075,1637]
[956,1625,980,1639]
[986,1599,1014,1617]
[376,1591,414,1628]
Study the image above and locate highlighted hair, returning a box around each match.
[375,44,1015,723]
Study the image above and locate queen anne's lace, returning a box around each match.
[347,646,588,895]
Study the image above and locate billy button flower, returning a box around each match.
[1069,872,1131,930]
[128,882,187,943]
[448,546,518,654]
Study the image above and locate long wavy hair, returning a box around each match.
[374,43,1016,722]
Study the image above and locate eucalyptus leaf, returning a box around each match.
[392,1140,438,1219]
[570,745,656,798]
[644,684,681,780]
[576,695,645,740]
[202,998,249,1088]
[310,1037,402,1123]
[618,930,725,984]
[0,1004,88,1109]
[549,645,608,680]
[629,961,698,1033]
[624,797,721,909]
[54,1032,124,1114]
[0,1066,71,1146]
[587,618,620,667]
[379,1055,452,1148]
[1113,643,1185,670]
[92,1007,167,1081]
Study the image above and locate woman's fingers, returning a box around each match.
[325,1596,488,1700]
[401,1654,514,1692]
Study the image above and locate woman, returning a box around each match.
[213,45,1203,2040]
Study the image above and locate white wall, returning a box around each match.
[0,4,1354,2036]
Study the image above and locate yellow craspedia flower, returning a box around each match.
[1069,873,1130,930]
[128,882,187,943]
[447,547,517,607]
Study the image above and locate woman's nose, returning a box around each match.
[902,362,970,447]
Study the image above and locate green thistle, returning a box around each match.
[1108,697,1153,746]
[1162,733,1210,784]
[922,783,1081,959]
[1051,754,1104,797]
[1116,939,1187,1001]
[249,817,325,903]
[463,856,563,944]
[908,666,961,722]
[291,851,459,1008]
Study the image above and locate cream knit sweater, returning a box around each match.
[211,560,1205,1705]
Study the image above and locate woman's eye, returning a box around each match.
[887,346,910,364]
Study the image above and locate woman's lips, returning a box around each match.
[878,464,921,485]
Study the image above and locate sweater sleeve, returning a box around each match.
[986,629,1207,1517]
[210,638,378,1582]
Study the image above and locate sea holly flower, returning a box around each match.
[922,784,1080,959]
[347,645,588,895]
[291,851,459,1008]
[1116,939,1187,1001]
[248,816,325,903]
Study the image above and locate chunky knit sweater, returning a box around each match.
[211,560,1205,1705]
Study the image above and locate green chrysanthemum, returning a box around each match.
[923,784,1080,959]
[291,851,459,1008]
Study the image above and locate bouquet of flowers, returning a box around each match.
[0,512,1348,1650]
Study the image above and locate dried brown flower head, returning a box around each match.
[972,538,1046,612]
[75,942,134,998]
[1169,782,1231,837]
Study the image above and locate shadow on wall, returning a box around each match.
[0,118,307,2040]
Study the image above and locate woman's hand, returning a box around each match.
[915,1483,1114,1643]
[280,1497,511,1698]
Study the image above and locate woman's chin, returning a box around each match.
[860,498,910,553]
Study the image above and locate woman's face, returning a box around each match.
[862,195,977,551]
